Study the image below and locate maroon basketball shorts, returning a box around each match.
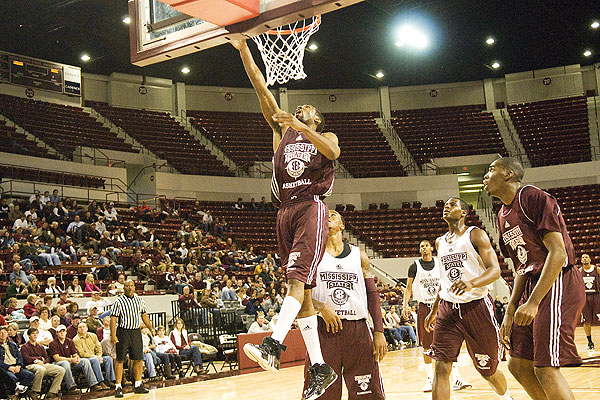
[303,318,385,400]
[276,198,328,288]
[417,302,434,353]
[510,266,586,367]
[582,293,600,324]
[429,296,500,377]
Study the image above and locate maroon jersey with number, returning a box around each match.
[497,185,575,277]
[271,127,335,207]
[581,266,600,294]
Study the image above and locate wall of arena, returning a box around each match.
[77,63,599,114]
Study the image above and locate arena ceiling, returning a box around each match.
[0,0,598,90]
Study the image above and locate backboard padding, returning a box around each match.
[129,0,363,66]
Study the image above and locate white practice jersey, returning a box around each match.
[413,258,441,305]
[313,244,369,320]
[438,226,489,303]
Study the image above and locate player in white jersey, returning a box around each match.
[424,198,512,400]
[402,240,470,393]
[303,210,386,400]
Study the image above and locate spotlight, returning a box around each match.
[80,54,91,62]
[486,37,495,45]
[583,50,592,57]
[308,43,318,51]
[591,21,599,29]
[123,16,131,24]
[396,25,428,49]
[491,61,500,69]
[181,67,191,74]
[375,71,385,79]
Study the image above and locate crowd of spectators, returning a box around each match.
[0,190,423,398]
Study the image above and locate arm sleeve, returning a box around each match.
[365,277,384,332]
[407,262,417,279]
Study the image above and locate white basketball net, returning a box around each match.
[251,16,321,86]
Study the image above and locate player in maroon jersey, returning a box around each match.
[577,253,600,352]
[232,39,340,400]
[483,157,585,400]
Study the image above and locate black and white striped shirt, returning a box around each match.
[110,294,147,329]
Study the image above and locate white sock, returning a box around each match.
[452,363,462,381]
[424,363,433,380]
[115,384,122,389]
[498,388,512,399]
[271,296,302,343]
[135,380,142,387]
[297,314,325,365]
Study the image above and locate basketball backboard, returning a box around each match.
[128,0,363,66]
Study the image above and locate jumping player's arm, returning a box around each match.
[271,112,340,160]
[514,232,568,326]
[360,249,387,361]
[230,39,285,152]
[449,228,501,296]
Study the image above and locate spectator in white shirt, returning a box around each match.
[13,215,30,232]
[247,313,272,334]
[41,191,51,205]
[95,217,107,236]
[177,242,188,261]
[103,203,119,226]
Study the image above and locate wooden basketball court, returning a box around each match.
[97,327,599,399]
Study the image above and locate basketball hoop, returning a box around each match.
[251,16,321,86]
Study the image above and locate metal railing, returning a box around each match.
[379,117,424,176]
[72,147,127,168]
[170,301,241,346]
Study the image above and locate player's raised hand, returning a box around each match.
[373,331,387,361]
[424,311,436,333]
[230,39,247,50]
[449,279,473,296]
[320,305,342,333]
[272,111,308,131]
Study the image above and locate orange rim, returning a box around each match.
[267,15,321,35]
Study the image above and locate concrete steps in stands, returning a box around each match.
[587,96,600,160]
[375,117,421,176]
[492,109,531,168]
[181,117,245,177]
[83,107,169,164]
[342,229,380,259]
[0,113,68,161]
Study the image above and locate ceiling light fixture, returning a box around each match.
[123,16,131,24]
[491,61,500,69]
[181,67,190,74]
[396,25,428,49]
[80,54,91,62]
[375,71,384,78]
[308,43,318,51]
[583,50,592,57]
[486,37,495,45]
[591,21,599,29]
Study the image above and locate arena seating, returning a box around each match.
[0,94,137,158]
[87,102,234,176]
[391,105,507,165]
[341,204,513,284]
[188,110,405,178]
[164,199,278,254]
[187,111,273,171]
[0,165,105,188]
[544,184,600,261]
[0,120,60,159]
[507,96,591,166]
[323,112,405,177]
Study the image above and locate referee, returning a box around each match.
[110,280,154,397]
